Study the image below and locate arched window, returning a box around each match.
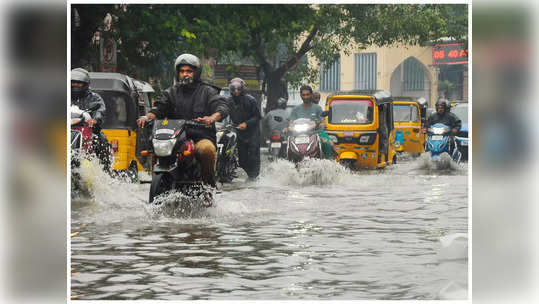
[403,57,425,91]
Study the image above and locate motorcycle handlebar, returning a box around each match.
[185,120,209,128]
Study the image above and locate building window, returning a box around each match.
[403,57,425,91]
[355,53,377,90]
[320,56,340,92]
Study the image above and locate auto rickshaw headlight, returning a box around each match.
[358,134,375,145]
[329,135,338,143]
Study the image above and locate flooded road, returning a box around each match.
[71,153,468,300]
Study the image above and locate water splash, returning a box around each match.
[146,185,216,218]
[260,158,352,187]
[415,152,465,172]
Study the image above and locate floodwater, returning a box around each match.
[71,152,468,300]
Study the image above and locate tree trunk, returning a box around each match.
[264,71,288,114]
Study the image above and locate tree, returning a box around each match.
[71,4,225,90]
[71,4,467,109]
[216,4,468,112]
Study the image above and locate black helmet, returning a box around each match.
[229,77,246,93]
[435,99,449,111]
[71,68,90,98]
[277,97,288,109]
[174,53,201,86]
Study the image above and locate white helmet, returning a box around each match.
[174,53,201,85]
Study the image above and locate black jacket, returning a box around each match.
[228,93,261,141]
[71,90,106,126]
[150,81,229,143]
[426,111,462,130]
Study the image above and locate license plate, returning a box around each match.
[295,136,310,144]
[431,135,443,141]
[461,140,468,146]
[270,142,281,148]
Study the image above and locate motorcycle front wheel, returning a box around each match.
[149,172,173,203]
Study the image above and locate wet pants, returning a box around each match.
[195,139,217,187]
[238,140,260,179]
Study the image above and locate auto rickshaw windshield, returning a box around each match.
[99,91,133,129]
[394,105,419,122]
[329,99,373,124]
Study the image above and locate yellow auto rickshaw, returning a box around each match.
[323,90,396,169]
[89,72,153,181]
[392,97,428,154]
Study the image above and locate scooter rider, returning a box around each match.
[426,99,462,153]
[426,99,462,132]
[227,78,261,181]
[137,53,230,188]
[71,67,111,172]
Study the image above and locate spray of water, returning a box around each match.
[72,157,151,225]
[414,152,466,172]
[147,184,216,219]
[260,158,352,187]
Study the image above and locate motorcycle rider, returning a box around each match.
[288,85,323,123]
[426,99,462,154]
[137,53,229,188]
[71,67,111,172]
[287,85,336,159]
[227,78,261,181]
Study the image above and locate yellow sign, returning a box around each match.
[162,120,168,125]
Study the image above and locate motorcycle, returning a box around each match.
[286,118,323,163]
[266,116,288,161]
[71,104,100,195]
[425,123,462,163]
[147,119,214,207]
[216,124,239,183]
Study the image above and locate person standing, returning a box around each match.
[227,78,262,181]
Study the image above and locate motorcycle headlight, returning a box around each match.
[293,124,310,133]
[432,127,449,134]
[152,138,177,157]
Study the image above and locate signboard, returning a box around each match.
[433,43,468,65]
[100,38,117,72]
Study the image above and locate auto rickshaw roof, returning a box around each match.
[329,90,392,104]
[393,96,427,106]
[89,72,136,93]
[133,79,155,93]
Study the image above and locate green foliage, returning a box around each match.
[72,4,467,107]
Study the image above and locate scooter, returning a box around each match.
[286,118,323,163]
[216,124,239,183]
[146,119,214,208]
[425,123,462,163]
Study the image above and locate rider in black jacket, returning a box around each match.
[227,78,261,181]
[137,54,229,187]
[426,99,462,155]
[71,68,111,172]
[426,99,462,133]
